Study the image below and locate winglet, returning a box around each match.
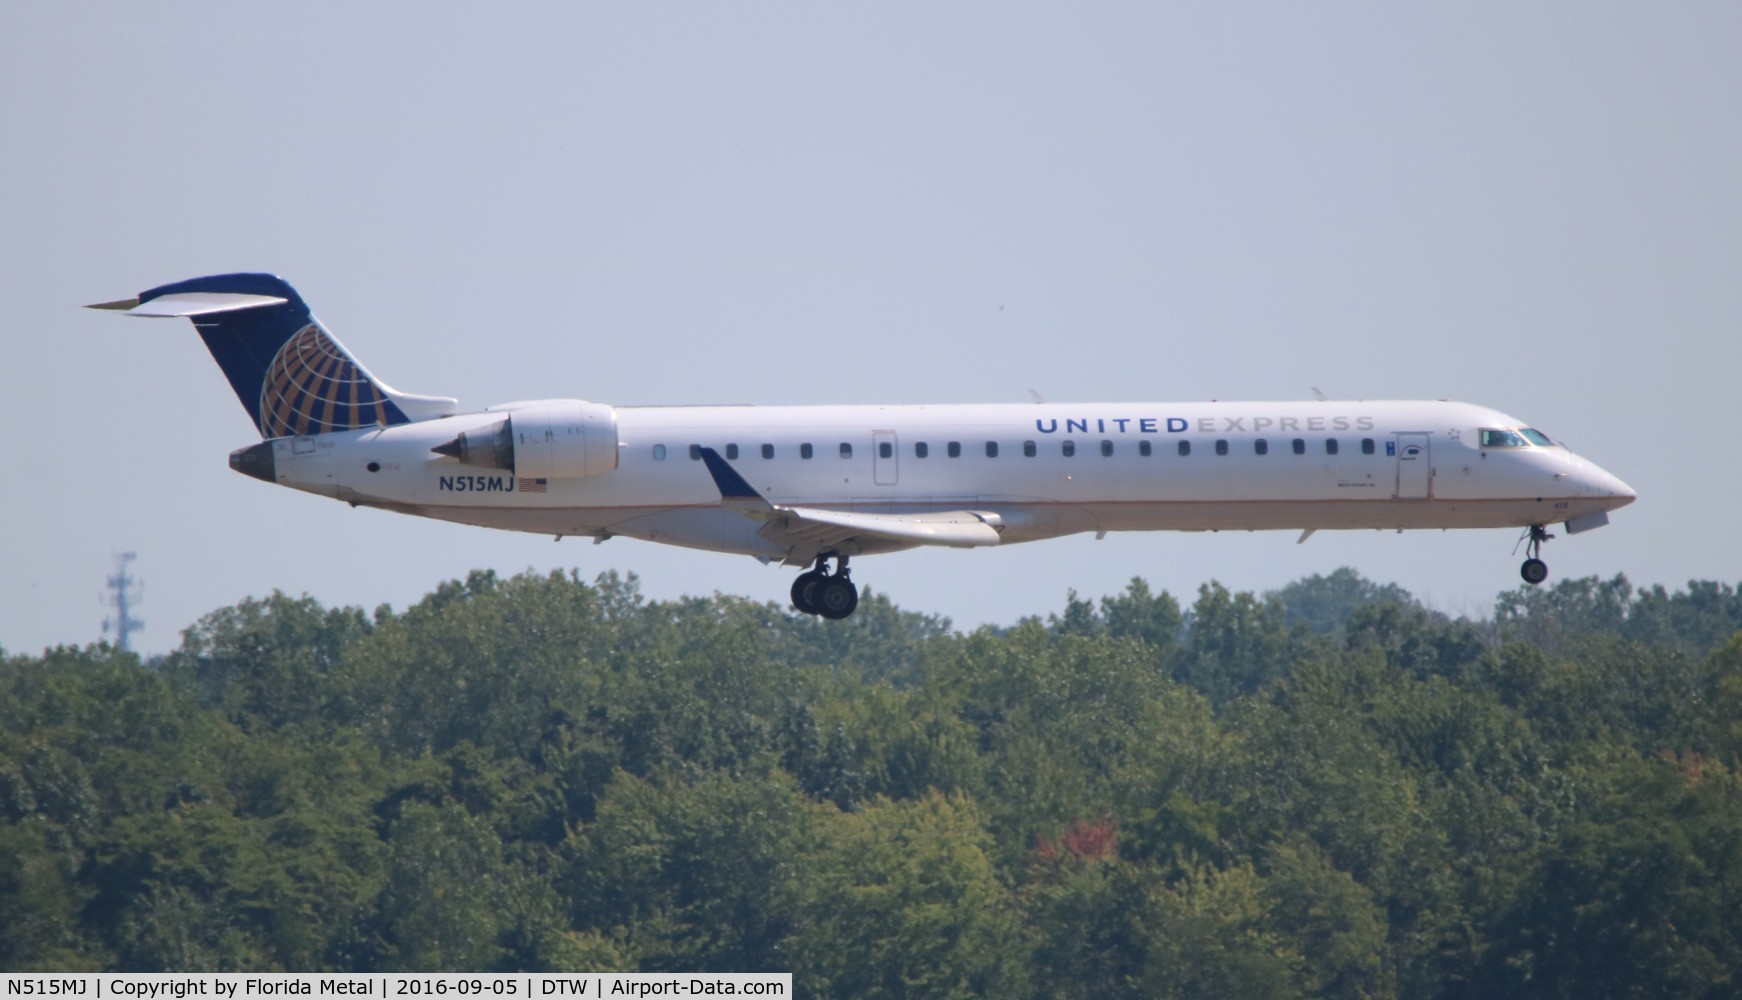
[698,447,771,509]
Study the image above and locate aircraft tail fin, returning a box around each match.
[89,273,457,438]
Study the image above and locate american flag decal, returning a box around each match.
[519,478,548,493]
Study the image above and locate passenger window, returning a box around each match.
[761,443,774,459]
[653,444,667,461]
[1178,440,1191,457]
[689,444,702,460]
[1023,441,1037,457]
[725,443,739,460]
[916,442,929,458]
[1292,438,1305,455]
[1255,439,1269,456]
[1215,439,1229,456]
[1325,439,1339,455]
[1139,440,1152,457]
[1063,440,1076,457]
[1361,438,1375,455]
[985,441,999,458]
[947,441,962,458]
[1100,440,1114,457]
[800,443,813,459]
[839,443,852,459]
[878,441,892,459]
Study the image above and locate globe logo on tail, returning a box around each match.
[258,324,394,437]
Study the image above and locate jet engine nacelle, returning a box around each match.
[433,399,619,479]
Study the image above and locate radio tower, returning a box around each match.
[102,551,145,652]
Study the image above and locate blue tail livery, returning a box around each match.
[89,273,456,437]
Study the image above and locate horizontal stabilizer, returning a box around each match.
[87,292,289,317]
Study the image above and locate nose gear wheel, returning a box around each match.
[1516,524,1553,585]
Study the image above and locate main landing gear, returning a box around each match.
[791,554,859,620]
[1519,524,1552,586]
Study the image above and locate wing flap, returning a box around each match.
[778,506,1004,548]
[695,446,1005,557]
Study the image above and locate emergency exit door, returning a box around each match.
[873,431,899,486]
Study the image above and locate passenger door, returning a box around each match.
[1394,432,1430,499]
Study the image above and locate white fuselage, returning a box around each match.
[244,398,1635,568]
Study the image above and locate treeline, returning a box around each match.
[4,567,1742,997]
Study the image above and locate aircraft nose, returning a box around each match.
[1603,469,1638,506]
[1575,457,1636,508]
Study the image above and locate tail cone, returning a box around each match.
[229,441,277,483]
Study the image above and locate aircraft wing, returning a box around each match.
[767,505,1004,548]
[697,447,1003,561]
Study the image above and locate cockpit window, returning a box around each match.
[1480,428,1528,448]
[1480,428,1554,448]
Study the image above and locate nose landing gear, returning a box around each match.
[790,554,859,619]
[1518,524,1552,585]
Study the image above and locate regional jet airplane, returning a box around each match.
[92,274,1636,619]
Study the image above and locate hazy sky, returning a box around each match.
[4,3,1738,656]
